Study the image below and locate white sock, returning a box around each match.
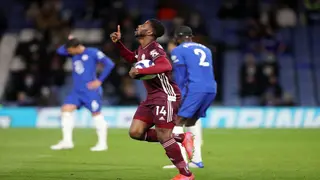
[197,120,203,146]
[93,114,108,146]
[173,126,188,163]
[61,112,74,144]
[186,120,203,163]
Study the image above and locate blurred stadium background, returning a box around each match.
[0,0,320,180]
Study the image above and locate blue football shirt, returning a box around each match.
[57,46,115,92]
[171,42,217,95]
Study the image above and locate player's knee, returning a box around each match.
[91,112,101,116]
[175,116,187,126]
[155,128,172,143]
[61,104,76,112]
[129,129,144,140]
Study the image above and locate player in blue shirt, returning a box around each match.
[51,36,115,151]
[163,26,217,169]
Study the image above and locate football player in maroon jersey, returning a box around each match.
[110,19,195,180]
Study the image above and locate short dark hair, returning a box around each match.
[174,26,193,38]
[149,19,165,38]
[65,38,81,48]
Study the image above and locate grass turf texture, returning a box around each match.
[0,129,319,180]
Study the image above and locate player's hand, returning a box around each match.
[87,80,102,90]
[129,67,139,79]
[68,34,74,40]
[110,25,121,43]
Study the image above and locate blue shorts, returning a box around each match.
[178,92,216,119]
[64,89,102,113]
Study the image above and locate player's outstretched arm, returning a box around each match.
[114,41,137,63]
[137,56,172,75]
[110,25,137,63]
[98,56,115,82]
[56,45,69,56]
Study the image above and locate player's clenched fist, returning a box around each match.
[110,25,121,43]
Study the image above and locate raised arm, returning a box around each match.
[56,45,69,56]
[115,41,137,63]
[110,25,137,63]
[57,35,74,56]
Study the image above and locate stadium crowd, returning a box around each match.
[235,0,297,106]
[2,0,319,107]
[3,0,214,107]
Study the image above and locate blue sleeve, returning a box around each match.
[171,48,185,65]
[174,65,187,91]
[171,48,187,90]
[56,45,69,56]
[96,50,115,82]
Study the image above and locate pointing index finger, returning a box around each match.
[117,25,121,33]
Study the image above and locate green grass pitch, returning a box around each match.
[0,129,319,180]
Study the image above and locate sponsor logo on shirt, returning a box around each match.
[82,54,88,61]
[171,55,179,63]
[159,116,165,121]
[150,49,159,58]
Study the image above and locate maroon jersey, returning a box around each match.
[135,41,181,102]
[115,41,180,128]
